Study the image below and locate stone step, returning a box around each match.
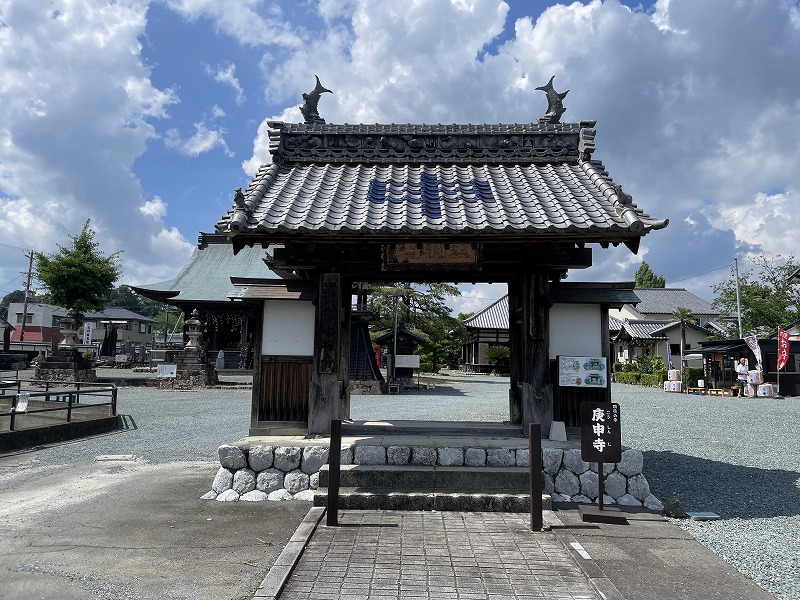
[313,487,551,513]
[319,464,531,492]
[343,420,522,436]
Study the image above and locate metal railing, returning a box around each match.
[1,379,117,432]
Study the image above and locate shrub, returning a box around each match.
[614,372,641,385]
[613,362,625,373]
[486,346,510,373]
[641,373,665,387]
[635,354,665,375]
[685,367,704,387]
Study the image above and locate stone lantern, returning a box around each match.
[185,309,202,350]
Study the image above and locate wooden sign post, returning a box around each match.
[579,402,627,524]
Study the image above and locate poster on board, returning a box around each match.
[558,355,607,388]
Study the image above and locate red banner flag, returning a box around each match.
[777,329,790,371]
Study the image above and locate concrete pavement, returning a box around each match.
[253,506,775,600]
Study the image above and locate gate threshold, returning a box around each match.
[343,420,523,437]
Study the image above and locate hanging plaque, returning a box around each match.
[382,243,479,270]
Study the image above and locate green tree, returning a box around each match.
[0,290,26,320]
[34,220,122,319]
[370,283,464,372]
[634,261,666,288]
[105,285,163,318]
[711,254,800,338]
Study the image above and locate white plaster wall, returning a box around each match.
[549,304,603,359]
[261,300,314,356]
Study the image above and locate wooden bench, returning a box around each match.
[687,387,704,394]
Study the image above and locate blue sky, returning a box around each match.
[1,0,799,315]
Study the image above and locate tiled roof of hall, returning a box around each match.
[216,118,668,244]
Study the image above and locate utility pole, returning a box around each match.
[734,258,743,338]
[19,251,34,342]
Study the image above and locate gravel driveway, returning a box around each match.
[2,373,797,599]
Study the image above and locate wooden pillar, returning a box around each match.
[308,273,351,434]
[250,304,264,431]
[508,280,522,423]
[509,270,553,434]
[601,306,612,402]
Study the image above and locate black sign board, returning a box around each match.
[580,402,622,463]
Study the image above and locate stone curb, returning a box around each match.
[251,506,325,599]
[546,509,626,600]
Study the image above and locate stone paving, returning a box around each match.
[278,510,600,600]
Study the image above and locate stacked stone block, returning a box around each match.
[204,442,663,511]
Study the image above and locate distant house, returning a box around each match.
[613,319,711,367]
[462,283,639,373]
[7,302,154,350]
[609,287,718,367]
[461,296,510,372]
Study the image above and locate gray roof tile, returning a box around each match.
[217,122,668,240]
[632,288,717,316]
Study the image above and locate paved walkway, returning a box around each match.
[270,510,604,600]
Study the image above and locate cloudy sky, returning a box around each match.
[1,0,798,315]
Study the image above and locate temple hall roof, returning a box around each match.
[132,233,275,304]
[216,120,667,250]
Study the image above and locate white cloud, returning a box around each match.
[165,122,234,157]
[449,283,507,316]
[139,196,168,219]
[717,191,796,257]
[232,0,800,298]
[210,104,226,119]
[205,62,245,105]
[163,0,304,47]
[0,0,188,290]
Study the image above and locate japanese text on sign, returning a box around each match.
[580,402,622,463]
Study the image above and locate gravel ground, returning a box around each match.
[352,375,799,600]
[4,371,797,599]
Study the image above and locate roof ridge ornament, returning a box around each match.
[535,76,569,124]
[300,75,333,124]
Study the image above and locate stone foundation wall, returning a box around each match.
[34,368,97,382]
[205,443,663,511]
[349,380,382,395]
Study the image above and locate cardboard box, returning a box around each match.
[747,370,763,384]
[745,383,757,397]
[757,383,774,397]
[664,381,682,392]
[668,369,680,381]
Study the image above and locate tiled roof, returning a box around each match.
[464,296,509,330]
[133,233,274,304]
[465,287,637,331]
[217,121,667,243]
[618,320,672,341]
[609,315,625,332]
[631,288,717,316]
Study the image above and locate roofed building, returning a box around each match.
[214,77,667,435]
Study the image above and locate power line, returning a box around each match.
[665,263,732,286]
[0,241,32,251]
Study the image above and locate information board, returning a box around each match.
[157,364,177,378]
[394,354,421,368]
[580,402,622,463]
[557,356,607,388]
